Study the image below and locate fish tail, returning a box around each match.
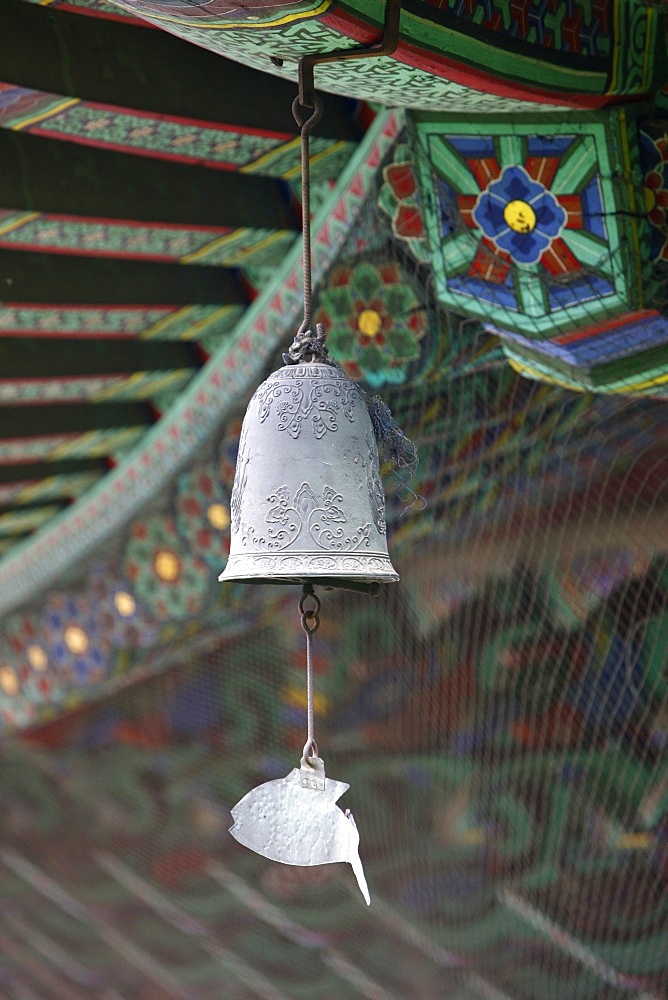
[350,852,371,906]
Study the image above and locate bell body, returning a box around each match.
[219,362,399,587]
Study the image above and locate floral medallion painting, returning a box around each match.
[471,164,567,266]
[314,261,426,387]
[125,516,211,621]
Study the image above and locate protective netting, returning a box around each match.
[0,127,666,1000]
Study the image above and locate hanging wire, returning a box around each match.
[299,584,321,762]
[292,95,323,337]
[285,0,402,364]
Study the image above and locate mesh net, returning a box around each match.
[1,126,667,1000]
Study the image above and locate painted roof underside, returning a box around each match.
[0,2,666,999]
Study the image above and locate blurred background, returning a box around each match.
[0,1,666,997]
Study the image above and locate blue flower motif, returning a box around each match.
[472,165,566,265]
[45,593,111,684]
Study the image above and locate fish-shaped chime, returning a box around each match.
[230,755,370,904]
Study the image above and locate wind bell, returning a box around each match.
[220,1,405,906]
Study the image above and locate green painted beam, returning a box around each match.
[0,532,30,555]
[0,249,247,305]
[0,130,300,231]
[0,402,155,437]
[0,470,100,505]
[0,496,69,514]
[0,501,68,535]
[0,458,108,484]
[0,516,58,539]
[0,337,202,378]
[0,0,362,142]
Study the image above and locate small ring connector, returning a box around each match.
[301,739,319,762]
[299,585,321,635]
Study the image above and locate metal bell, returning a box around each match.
[219,361,399,591]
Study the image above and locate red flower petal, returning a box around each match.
[385,163,416,200]
[394,203,425,239]
[330,267,352,287]
[378,262,401,285]
[199,476,214,498]
[196,528,212,549]
[408,311,426,334]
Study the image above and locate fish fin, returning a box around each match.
[325,777,350,801]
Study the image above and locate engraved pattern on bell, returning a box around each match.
[256,363,358,440]
[220,362,399,584]
[240,482,372,553]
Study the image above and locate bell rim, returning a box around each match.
[219,572,400,584]
[219,553,399,585]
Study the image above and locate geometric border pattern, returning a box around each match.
[106,0,666,111]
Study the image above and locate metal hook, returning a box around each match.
[292,95,324,133]
[297,0,403,108]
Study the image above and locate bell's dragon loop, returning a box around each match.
[284,322,330,365]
